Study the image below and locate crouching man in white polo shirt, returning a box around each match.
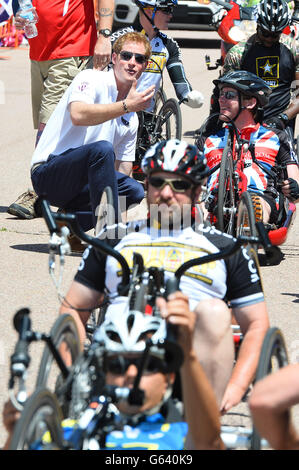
[30,32,154,244]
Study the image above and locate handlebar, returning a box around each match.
[9,308,36,409]
[10,308,32,379]
[174,222,275,281]
[41,196,277,293]
[40,199,131,296]
[9,307,70,409]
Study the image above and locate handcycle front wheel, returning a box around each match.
[217,136,236,235]
[236,191,259,238]
[9,388,64,450]
[250,327,288,450]
[35,314,81,414]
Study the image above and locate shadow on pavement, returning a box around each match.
[10,244,82,257]
[258,248,285,266]
[281,293,299,303]
[10,243,51,254]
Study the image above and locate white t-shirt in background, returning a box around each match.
[31,69,138,167]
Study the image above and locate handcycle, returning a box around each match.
[196,114,296,261]
[133,89,183,182]
[7,198,288,450]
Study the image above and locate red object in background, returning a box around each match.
[218,1,242,44]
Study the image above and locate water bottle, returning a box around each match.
[18,0,38,39]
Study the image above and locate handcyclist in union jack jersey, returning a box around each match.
[197,70,299,225]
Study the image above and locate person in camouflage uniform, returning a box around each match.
[222,0,299,136]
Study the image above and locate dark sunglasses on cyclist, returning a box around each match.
[105,355,165,375]
[258,26,281,39]
[219,90,239,100]
[149,176,193,192]
[158,6,174,14]
[119,50,148,64]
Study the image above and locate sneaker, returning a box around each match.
[56,213,86,254]
[7,190,40,219]
[68,233,87,254]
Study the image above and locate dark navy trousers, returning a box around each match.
[31,141,144,231]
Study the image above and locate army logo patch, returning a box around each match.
[256,56,279,87]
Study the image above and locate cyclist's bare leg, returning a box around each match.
[259,198,271,223]
[192,298,234,405]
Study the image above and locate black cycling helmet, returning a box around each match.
[141,139,209,184]
[257,0,290,33]
[213,70,271,107]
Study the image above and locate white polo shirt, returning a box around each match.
[31,69,138,166]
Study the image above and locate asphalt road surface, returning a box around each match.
[0,30,299,449]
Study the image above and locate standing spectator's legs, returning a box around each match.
[38,57,91,140]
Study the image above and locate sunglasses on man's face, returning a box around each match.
[258,27,281,39]
[158,6,174,14]
[105,355,165,375]
[149,176,193,192]
[219,90,239,100]
[119,50,148,64]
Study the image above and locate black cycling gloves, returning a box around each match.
[286,178,299,200]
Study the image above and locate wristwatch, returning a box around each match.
[278,113,289,124]
[99,28,112,38]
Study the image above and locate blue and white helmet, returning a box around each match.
[134,0,177,8]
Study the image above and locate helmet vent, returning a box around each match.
[107,330,121,343]
[127,313,135,332]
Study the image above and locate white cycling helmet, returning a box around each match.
[93,307,167,359]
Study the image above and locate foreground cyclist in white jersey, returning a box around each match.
[110,0,204,112]
[58,139,270,436]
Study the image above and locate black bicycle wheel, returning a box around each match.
[217,137,236,235]
[250,327,288,450]
[155,98,182,141]
[9,388,64,450]
[35,314,80,409]
[237,190,260,233]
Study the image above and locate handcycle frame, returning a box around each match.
[201,114,296,253]
[8,198,287,450]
